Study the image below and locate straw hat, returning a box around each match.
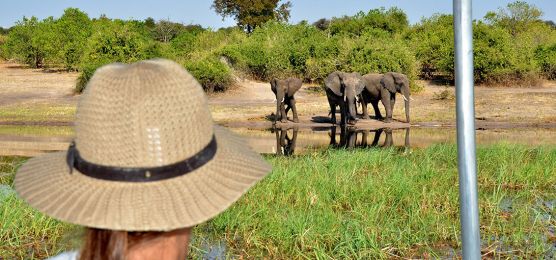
[14,59,271,231]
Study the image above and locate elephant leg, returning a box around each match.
[339,100,347,125]
[280,101,287,123]
[381,91,392,123]
[329,99,337,125]
[290,97,299,123]
[361,98,370,120]
[390,95,396,122]
[371,100,383,119]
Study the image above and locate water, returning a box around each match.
[230,126,556,156]
[1,125,556,157]
[0,184,14,204]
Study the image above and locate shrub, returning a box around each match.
[328,7,409,36]
[0,35,7,59]
[53,8,93,70]
[184,57,233,92]
[75,62,103,93]
[409,14,454,79]
[472,22,518,83]
[3,17,53,68]
[535,43,556,79]
[76,20,165,92]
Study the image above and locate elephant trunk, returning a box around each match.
[347,95,357,124]
[276,87,285,121]
[402,85,410,123]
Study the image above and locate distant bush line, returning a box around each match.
[0,2,555,93]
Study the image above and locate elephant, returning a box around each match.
[359,72,411,123]
[325,71,366,125]
[270,77,302,123]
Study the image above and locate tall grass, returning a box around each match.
[200,144,556,258]
[1,144,555,259]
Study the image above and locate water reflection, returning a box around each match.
[272,127,298,156]
[328,126,410,150]
[271,125,411,156]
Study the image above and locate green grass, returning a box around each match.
[0,157,81,259]
[0,125,74,136]
[1,144,555,259]
[0,104,76,123]
[199,144,556,259]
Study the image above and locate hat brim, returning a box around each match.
[14,126,271,231]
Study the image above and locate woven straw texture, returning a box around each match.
[15,59,271,231]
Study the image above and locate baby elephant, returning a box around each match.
[270,77,302,123]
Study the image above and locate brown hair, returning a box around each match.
[79,228,167,260]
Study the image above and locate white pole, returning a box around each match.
[453,0,481,259]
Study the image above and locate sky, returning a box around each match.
[1,0,555,29]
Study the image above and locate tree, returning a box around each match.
[313,18,330,31]
[212,0,291,33]
[3,17,52,68]
[544,20,556,29]
[144,17,156,29]
[484,1,543,35]
[54,8,92,70]
[0,27,11,35]
[153,19,185,42]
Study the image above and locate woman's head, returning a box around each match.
[14,59,271,259]
[79,227,192,260]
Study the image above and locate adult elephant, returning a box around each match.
[360,72,411,123]
[325,71,366,125]
[270,77,302,123]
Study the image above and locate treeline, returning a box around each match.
[1,2,555,93]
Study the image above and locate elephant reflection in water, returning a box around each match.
[329,127,410,149]
[274,127,298,156]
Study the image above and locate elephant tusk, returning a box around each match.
[402,95,408,102]
[281,97,285,103]
[273,98,277,103]
[410,97,415,101]
[344,95,347,102]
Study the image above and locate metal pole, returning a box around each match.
[453,0,481,259]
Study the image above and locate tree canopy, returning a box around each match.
[484,1,544,35]
[212,0,291,33]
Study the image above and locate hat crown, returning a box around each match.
[75,59,213,167]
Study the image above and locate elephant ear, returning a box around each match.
[391,73,407,92]
[287,77,302,95]
[353,73,366,95]
[270,78,278,94]
[325,71,343,96]
[381,73,397,94]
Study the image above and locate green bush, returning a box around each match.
[53,8,93,70]
[472,22,518,83]
[3,17,53,68]
[0,35,7,59]
[329,7,409,36]
[75,20,165,92]
[409,14,454,79]
[184,57,233,92]
[535,43,556,79]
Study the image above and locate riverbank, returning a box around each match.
[1,144,555,258]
